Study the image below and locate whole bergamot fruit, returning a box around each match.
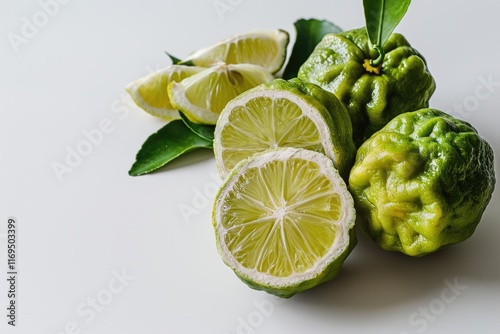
[298,27,436,146]
[348,108,495,256]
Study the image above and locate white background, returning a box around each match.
[1,1,499,333]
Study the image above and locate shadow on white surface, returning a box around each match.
[290,203,500,312]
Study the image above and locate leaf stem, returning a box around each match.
[370,45,385,67]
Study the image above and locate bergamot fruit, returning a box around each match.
[298,27,436,146]
[213,147,356,298]
[213,78,355,180]
[349,108,495,256]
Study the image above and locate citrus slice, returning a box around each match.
[126,65,204,120]
[213,147,356,298]
[213,78,356,179]
[181,30,289,74]
[168,63,274,125]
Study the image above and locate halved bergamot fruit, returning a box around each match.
[214,78,356,180]
[212,147,356,298]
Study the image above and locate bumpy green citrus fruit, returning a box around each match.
[298,28,436,146]
[349,109,495,256]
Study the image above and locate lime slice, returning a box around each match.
[213,147,356,298]
[213,78,356,179]
[181,30,289,74]
[125,65,205,120]
[168,63,274,125]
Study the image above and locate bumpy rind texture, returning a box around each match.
[298,28,436,147]
[348,109,496,256]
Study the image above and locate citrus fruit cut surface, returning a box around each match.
[214,78,356,179]
[168,63,274,125]
[126,65,204,120]
[181,30,289,74]
[213,148,356,298]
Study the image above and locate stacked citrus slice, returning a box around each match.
[180,29,289,74]
[126,30,289,124]
[169,63,274,124]
[126,65,205,120]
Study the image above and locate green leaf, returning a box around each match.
[282,18,342,80]
[179,112,215,141]
[165,52,195,66]
[129,119,212,176]
[165,52,182,64]
[363,0,411,48]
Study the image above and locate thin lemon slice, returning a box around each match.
[168,63,274,125]
[125,65,204,120]
[181,30,289,74]
[214,78,356,179]
[213,148,356,298]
